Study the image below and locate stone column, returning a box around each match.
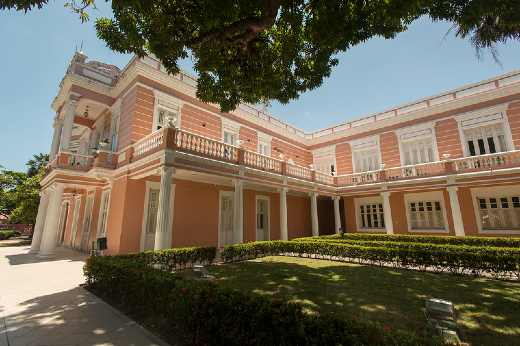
[380,192,394,234]
[332,196,341,234]
[233,180,245,244]
[279,187,288,241]
[37,183,65,259]
[28,190,51,254]
[49,118,63,162]
[310,192,319,237]
[154,167,176,250]
[447,186,465,236]
[60,98,79,152]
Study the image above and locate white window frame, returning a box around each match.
[312,145,337,175]
[96,189,111,239]
[403,191,449,234]
[455,106,513,158]
[140,180,176,251]
[255,195,270,242]
[354,196,386,233]
[152,90,183,132]
[218,190,235,248]
[470,185,520,235]
[221,118,240,146]
[109,112,120,152]
[258,133,272,157]
[395,123,439,166]
[350,136,382,173]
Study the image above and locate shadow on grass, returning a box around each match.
[211,256,520,346]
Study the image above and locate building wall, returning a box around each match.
[181,104,222,141]
[271,139,312,167]
[507,101,520,150]
[171,182,221,248]
[335,142,353,175]
[434,118,464,159]
[380,132,400,168]
[239,127,258,153]
[287,195,312,239]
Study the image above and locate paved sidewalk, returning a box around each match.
[0,246,170,346]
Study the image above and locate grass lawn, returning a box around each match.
[208,256,520,346]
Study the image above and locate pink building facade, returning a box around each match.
[31,52,520,258]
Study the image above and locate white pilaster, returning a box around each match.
[279,187,288,241]
[447,186,465,236]
[49,118,63,162]
[380,192,394,234]
[310,192,319,237]
[28,190,51,254]
[233,180,245,244]
[332,196,341,234]
[60,98,79,152]
[154,167,176,250]
[37,183,65,259]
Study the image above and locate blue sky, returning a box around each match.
[1,2,519,173]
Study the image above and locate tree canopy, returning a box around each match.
[2,1,520,111]
[0,153,48,224]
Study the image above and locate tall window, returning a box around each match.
[354,149,379,173]
[409,201,444,230]
[402,138,434,166]
[464,123,507,156]
[359,203,385,229]
[98,191,111,236]
[146,189,159,234]
[223,130,237,146]
[478,196,520,230]
[259,142,270,156]
[315,157,335,175]
[110,115,120,152]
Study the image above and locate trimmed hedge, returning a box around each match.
[313,233,520,248]
[84,255,447,346]
[295,238,520,257]
[110,246,217,271]
[220,241,520,280]
[0,230,14,240]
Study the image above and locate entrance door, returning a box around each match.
[219,196,234,248]
[79,196,93,251]
[256,199,269,241]
[144,189,160,251]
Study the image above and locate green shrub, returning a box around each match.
[310,233,520,248]
[113,246,217,270]
[84,255,447,346]
[220,241,520,280]
[0,230,14,240]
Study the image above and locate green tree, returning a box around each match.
[0,170,28,219]
[2,1,519,111]
[8,170,45,224]
[26,153,49,178]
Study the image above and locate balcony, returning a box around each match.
[47,126,520,189]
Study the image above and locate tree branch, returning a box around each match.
[187,0,281,52]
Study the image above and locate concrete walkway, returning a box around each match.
[0,246,170,346]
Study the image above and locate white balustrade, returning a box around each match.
[337,170,380,186]
[243,151,280,172]
[315,171,334,185]
[453,151,520,172]
[175,130,237,161]
[385,161,444,180]
[67,153,91,168]
[286,163,312,180]
[133,131,164,157]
